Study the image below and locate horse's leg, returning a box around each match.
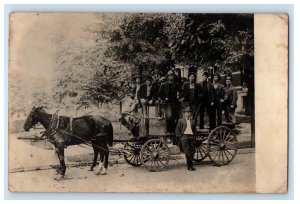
[89,145,99,171]
[98,143,108,175]
[102,144,109,175]
[95,145,105,175]
[55,146,62,175]
[57,143,66,177]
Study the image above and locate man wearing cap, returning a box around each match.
[223,76,238,123]
[210,72,225,130]
[175,106,196,171]
[179,72,201,124]
[199,71,214,129]
[158,70,180,136]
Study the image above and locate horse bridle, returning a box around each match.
[41,111,60,139]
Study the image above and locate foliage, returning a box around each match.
[169,14,254,72]
[107,14,176,77]
[51,14,132,110]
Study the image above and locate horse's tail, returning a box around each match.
[107,122,114,147]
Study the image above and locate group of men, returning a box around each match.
[128,68,238,171]
[129,68,238,132]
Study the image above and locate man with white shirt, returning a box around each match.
[175,106,196,171]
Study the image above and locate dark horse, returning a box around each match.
[23,106,113,177]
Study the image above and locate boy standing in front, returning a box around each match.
[175,106,196,171]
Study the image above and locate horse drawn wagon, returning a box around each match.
[22,103,239,176]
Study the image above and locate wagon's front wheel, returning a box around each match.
[193,135,208,162]
[123,142,142,167]
[207,126,238,166]
[140,138,170,171]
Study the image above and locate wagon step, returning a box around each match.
[196,128,210,134]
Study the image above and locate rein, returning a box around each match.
[55,129,112,153]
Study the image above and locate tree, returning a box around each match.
[168,14,254,71]
[51,14,132,110]
[107,13,176,77]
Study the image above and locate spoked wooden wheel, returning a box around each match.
[123,142,142,167]
[207,126,238,166]
[193,135,208,162]
[140,138,171,171]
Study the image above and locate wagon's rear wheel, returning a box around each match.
[140,138,170,171]
[123,142,142,167]
[207,126,238,166]
[193,135,208,162]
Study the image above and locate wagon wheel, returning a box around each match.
[207,126,238,166]
[123,142,142,167]
[193,135,208,162]
[140,138,171,171]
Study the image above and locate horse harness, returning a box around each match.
[41,111,111,152]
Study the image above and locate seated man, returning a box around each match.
[151,68,165,119]
[129,76,142,114]
[138,75,157,118]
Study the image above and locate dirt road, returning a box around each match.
[8,152,255,193]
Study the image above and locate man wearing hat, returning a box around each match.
[210,72,225,130]
[151,67,166,118]
[138,75,157,118]
[128,76,142,113]
[199,71,214,129]
[179,71,202,124]
[175,106,196,171]
[158,70,180,136]
[223,75,238,123]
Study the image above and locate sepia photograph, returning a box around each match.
[7,12,287,193]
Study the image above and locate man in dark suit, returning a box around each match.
[199,71,214,129]
[224,76,238,123]
[210,72,225,130]
[175,106,196,171]
[179,72,202,124]
[158,70,180,136]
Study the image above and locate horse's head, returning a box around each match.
[23,106,44,131]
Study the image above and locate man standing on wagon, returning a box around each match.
[210,72,225,130]
[175,106,196,171]
[158,70,180,137]
[199,71,214,129]
[223,75,238,123]
[179,72,202,125]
